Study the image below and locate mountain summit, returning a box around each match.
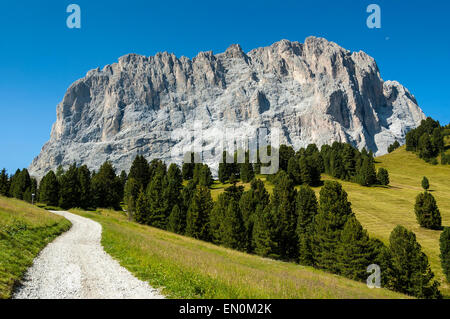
[29,37,425,177]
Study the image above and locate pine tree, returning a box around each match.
[209,193,228,244]
[166,163,183,215]
[270,171,298,260]
[134,190,150,224]
[296,185,318,266]
[239,179,270,252]
[337,216,374,280]
[218,151,232,183]
[39,170,59,206]
[342,144,356,180]
[240,162,254,183]
[418,133,434,160]
[357,157,377,186]
[119,170,127,200]
[186,186,213,241]
[421,176,430,191]
[313,181,353,272]
[0,169,9,196]
[123,178,141,220]
[148,159,167,181]
[10,169,31,200]
[146,171,169,229]
[91,161,122,209]
[58,164,81,209]
[195,164,213,187]
[389,225,441,298]
[128,155,151,189]
[299,157,312,186]
[252,205,279,259]
[167,204,186,234]
[182,180,197,212]
[440,227,450,282]
[287,157,301,185]
[182,152,197,180]
[414,191,442,230]
[377,168,390,186]
[221,199,246,251]
[279,145,295,172]
[78,165,92,209]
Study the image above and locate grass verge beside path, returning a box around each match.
[0,196,71,299]
[71,208,408,299]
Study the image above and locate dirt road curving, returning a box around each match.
[13,211,164,299]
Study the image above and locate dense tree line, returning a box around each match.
[406,117,449,164]
[10,162,125,210]
[125,156,441,298]
[0,168,37,203]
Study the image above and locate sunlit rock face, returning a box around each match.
[29,37,425,178]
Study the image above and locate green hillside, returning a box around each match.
[349,146,450,295]
[72,208,408,299]
[0,196,71,299]
[211,145,450,296]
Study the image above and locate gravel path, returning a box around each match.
[13,211,164,299]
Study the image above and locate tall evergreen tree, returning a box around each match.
[78,165,92,209]
[182,152,196,180]
[313,181,353,272]
[186,186,213,241]
[221,198,246,251]
[58,164,81,209]
[167,204,186,234]
[239,179,270,252]
[182,180,197,212]
[389,225,441,299]
[91,161,122,209]
[134,190,150,224]
[356,157,377,186]
[10,169,31,200]
[270,171,298,260]
[295,185,318,266]
[0,169,9,196]
[278,145,295,172]
[287,157,301,185]
[128,155,151,189]
[218,151,232,183]
[337,216,374,280]
[240,161,255,183]
[209,184,244,244]
[146,171,169,229]
[440,227,450,282]
[123,177,142,220]
[39,170,59,206]
[194,164,213,187]
[414,191,442,230]
[252,205,279,259]
[166,163,183,215]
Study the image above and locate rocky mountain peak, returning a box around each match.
[29,37,425,178]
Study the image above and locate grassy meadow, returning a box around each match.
[71,208,407,299]
[211,146,450,296]
[0,196,71,299]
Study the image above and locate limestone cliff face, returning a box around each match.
[29,37,425,177]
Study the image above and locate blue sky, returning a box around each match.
[0,0,449,173]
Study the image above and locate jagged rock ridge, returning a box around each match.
[29,36,425,178]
